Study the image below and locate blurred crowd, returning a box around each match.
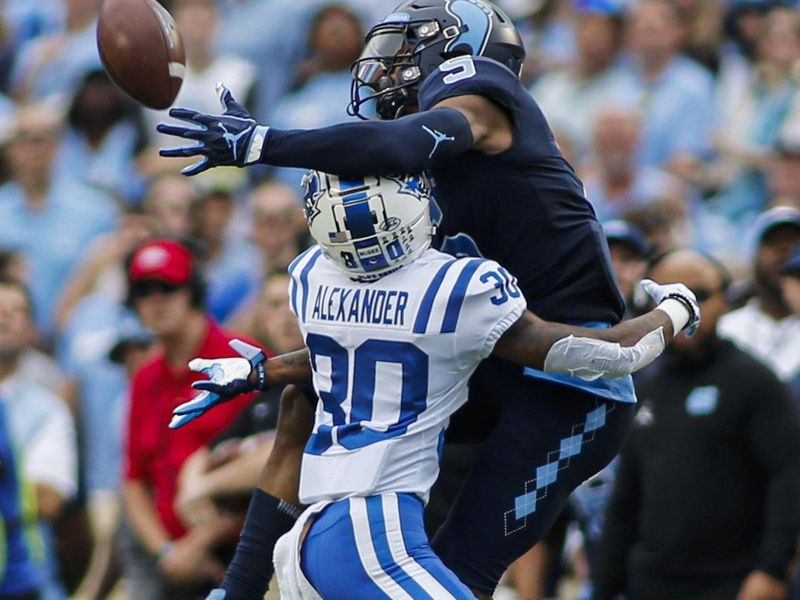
[0,0,800,599]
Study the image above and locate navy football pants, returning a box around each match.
[430,362,636,595]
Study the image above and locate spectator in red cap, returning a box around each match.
[120,238,261,600]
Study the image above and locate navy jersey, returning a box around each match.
[419,56,624,324]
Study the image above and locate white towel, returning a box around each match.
[273,501,331,600]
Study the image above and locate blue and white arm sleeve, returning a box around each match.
[262,108,473,176]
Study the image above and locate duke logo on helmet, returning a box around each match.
[301,171,436,279]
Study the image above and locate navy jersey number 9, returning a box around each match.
[305,333,429,455]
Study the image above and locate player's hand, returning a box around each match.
[157,82,269,176]
[640,279,701,337]
[169,339,267,429]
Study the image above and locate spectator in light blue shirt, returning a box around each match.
[270,3,365,187]
[190,186,260,322]
[0,103,118,341]
[616,0,716,170]
[530,6,630,164]
[581,107,689,222]
[9,0,101,103]
[54,69,148,204]
[214,0,312,123]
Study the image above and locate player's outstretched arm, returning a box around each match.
[493,280,700,381]
[157,83,477,177]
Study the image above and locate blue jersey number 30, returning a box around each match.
[305,334,430,454]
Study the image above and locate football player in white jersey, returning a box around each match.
[172,171,698,599]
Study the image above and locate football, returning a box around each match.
[96,0,185,110]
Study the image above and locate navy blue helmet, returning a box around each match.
[349,0,525,120]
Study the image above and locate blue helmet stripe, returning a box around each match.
[339,178,376,241]
[446,0,493,55]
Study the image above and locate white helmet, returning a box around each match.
[301,171,435,278]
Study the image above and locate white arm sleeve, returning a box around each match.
[543,327,666,381]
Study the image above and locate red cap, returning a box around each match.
[128,239,193,285]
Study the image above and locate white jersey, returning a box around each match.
[288,246,526,505]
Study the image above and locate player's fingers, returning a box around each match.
[188,357,216,372]
[167,107,206,123]
[229,338,263,362]
[638,278,658,298]
[173,392,215,415]
[181,158,210,176]
[216,81,250,118]
[156,123,206,140]
[191,381,227,394]
[159,145,205,158]
[216,81,231,109]
[169,410,201,429]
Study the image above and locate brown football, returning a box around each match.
[96,0,185,110]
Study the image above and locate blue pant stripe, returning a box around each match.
[365,496,433,599]
[394,495,474,598]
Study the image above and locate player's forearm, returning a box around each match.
[262,108,472,176]
[260,349,312,386]
[494,309,677,380]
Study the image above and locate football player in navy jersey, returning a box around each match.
[157,1,686,597]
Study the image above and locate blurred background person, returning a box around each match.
[710,6,800,227]
[175,271,305,548]
[0,276,78,600]
[603,219,651,312]
[780,246,800,404]
[0,248,66,396]
[617,0,716,172]
[530,3,628,164]
[673,0,725,74]
[593,249,800,600]
[54,68,147,204]
[53,205,154,333]
[141,174,197,239]
[581,107,687,222]
[269,3,364,187]
[225,180,307,338]
[120,238,257,600]
[0,102,117,343]
[718,206,800,385]
[0,387,44,600]
[190,184,258,324]
[9,0,101,103]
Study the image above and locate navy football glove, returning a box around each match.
[169,339,267,429]
[640,279,701,338]
[157,82,269,176]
